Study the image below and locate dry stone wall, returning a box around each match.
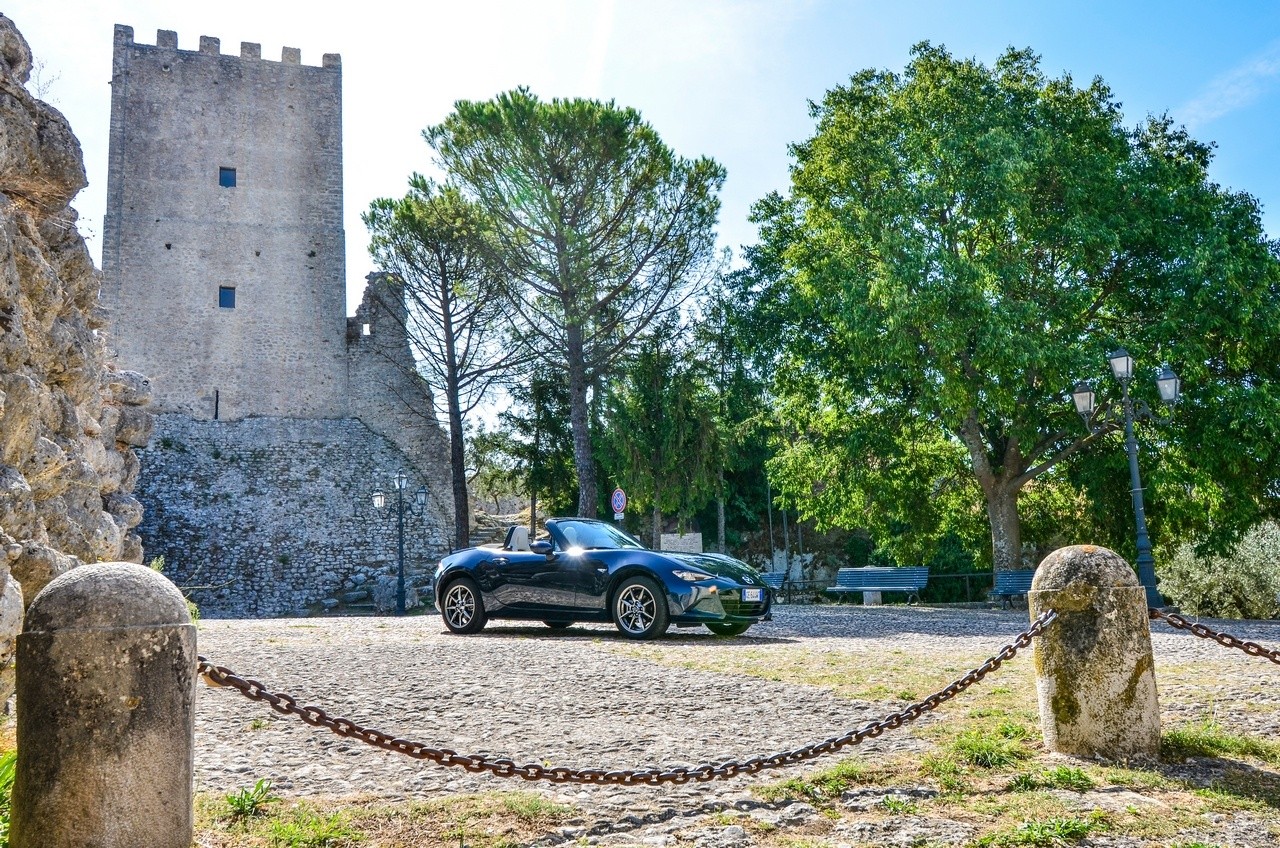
[136,414,448,618]
[0,14,154,691]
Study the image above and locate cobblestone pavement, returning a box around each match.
[194,605,1280,845]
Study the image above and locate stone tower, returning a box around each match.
[100,27,454,617]
[102,25,346,420]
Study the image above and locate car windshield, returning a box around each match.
[553,520,646,550]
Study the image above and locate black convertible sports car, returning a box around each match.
[433,518,772,639]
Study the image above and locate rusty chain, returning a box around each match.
[196,608,1057,786]
[1150,608,1280,665]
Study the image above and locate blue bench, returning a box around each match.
[825,566,930,605]
[991,569,1036,609]
[759,572,787,591]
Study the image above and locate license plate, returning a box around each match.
[742,587,764,602]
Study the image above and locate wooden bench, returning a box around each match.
[991,569,1036,609]
[825,566,930,605]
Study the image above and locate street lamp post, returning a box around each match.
[371,472,428,616]
[1071,349,1181,609]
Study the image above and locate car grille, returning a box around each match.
[720,593,768,617]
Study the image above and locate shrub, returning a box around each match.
[1157,522,1280,619]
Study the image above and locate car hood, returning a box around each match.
[665,552,764,585]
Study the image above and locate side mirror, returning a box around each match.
[530,540,553,557]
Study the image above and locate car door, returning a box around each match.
[477,550,577,616]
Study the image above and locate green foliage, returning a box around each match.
[225,778,278,821]
[743,42,1280,570]
[427,87,725,516]
[0,750,15,848]
[1157,521,1280,619]
[599,320,720,544]
[476,367,578,517]
[365,179,519,547]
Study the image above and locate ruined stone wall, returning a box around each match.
[136,414,449,618]
[347,274,454,536]
[100,26,348,420]
[0,15,154,685]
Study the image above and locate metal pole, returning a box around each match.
[1120,380,1161,609]
[396,484,406,615]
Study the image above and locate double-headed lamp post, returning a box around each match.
[1071,349,1181,609]
[372,472,428,616]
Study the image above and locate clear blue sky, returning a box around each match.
[10,1,1279,314]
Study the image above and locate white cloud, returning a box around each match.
[1178,39,1280,129]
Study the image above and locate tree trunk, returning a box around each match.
[565,326,597,517]
[447,392,469,549]
[716,466,726,553]
[652,499,662,550]
[986,485,1023,573]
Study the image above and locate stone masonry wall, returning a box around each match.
[100,26,348,420]
[136,415,450,618]
[0,15,154,692]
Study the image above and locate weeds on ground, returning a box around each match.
[950,728,1030,769]
[0,750,15,848]
[225,778,278,821]
[921,753,969,794]
[755,759,871,803]
[1163,719,1280,766]
[975,811,1106,847]
[267,808,360,847]
[1007,765,1095,792]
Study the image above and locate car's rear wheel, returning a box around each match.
[442,577,486,634]
[542,620,573,630]
[612,576,669,639]
[706,622,751,637]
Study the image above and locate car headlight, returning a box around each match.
[672,569,715,582]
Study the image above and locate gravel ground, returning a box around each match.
[193,604,1280,845]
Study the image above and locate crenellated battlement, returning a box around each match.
[113,24,340,68]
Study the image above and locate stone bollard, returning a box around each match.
[12,563,195,848]
[1029,545,1160,760]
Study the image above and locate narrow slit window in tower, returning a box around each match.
[218,167,237,188]
[218,286,236,308]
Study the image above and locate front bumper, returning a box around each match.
[668,581,772,624]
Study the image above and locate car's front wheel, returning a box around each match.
[612,576,669,639]
[441,577,486,634]
[706,622,751,637]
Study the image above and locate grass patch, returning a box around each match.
[975,812,1106,846]
[1163,719,1280,766]
[951,729,1030,769]
[196,791,578,848]
[755,759,872,803]
[267,808,360,847]
[1008,765,1095,792]
[920,753,969,794]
